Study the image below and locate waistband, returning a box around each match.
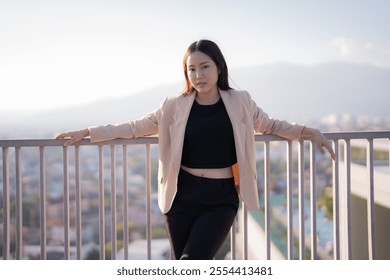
[179,168,234,184]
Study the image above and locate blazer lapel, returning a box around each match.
[220,90,247,166]
[169,93,196,174]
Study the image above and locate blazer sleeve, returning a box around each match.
[88,99,165,143]
[248,93,305,140]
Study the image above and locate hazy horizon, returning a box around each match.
[1,0,390,114]
[1,61,389,139]
[1,59,389,116]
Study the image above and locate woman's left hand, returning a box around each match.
[301,127,336,161]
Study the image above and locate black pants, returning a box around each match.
[164,169,239,260]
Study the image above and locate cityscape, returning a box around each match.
[1,114,389,260]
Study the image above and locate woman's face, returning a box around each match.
[186,51,219,95]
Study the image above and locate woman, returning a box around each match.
[56,39,336,260]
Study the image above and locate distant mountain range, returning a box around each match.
[230,61,390,121]
[1,61,389,138]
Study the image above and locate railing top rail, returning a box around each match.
[255,131,390,142]
[322,131,390,140]
[1,131,390,148]
[0,137,159,148]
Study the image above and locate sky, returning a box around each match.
[1,0,389,113]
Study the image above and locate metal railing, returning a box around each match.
[1,131,389,260]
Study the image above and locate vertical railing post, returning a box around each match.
[2,147,10,260]
[15,147,23,260]
[242,205,248,260]
[366,139,376,260]
[230,218,237,260]
[110,145,117,260]
[332,139,340,259]
[98,145,105,260]
[310,141,317,259]
[63,146,70,260]
[145,144,152,260]
[286,141,294,260]
[39,146,47,260]
[341,139,352,259]
[75,146,82,260]
[264,141,271,260]
[122,145,129,260]
[298,140,306,259]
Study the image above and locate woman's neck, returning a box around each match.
[195,89,220,105]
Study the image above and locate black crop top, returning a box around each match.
[181,98,237,168]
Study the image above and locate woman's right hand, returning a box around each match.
[55,128,90,146]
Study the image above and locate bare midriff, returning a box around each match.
[180,165,233,179]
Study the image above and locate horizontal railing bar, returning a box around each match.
[260,131,390,141]
[1,131,390,148]
[0,137,159,147]
[323,131,390,140]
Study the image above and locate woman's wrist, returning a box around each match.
[81,128,90,137]
[301,127,317,137]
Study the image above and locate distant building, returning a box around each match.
[339,139,390,259]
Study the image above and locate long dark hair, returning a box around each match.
[182,40,232,95]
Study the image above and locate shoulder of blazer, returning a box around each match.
[158,93,195,123]
[221,89,252,101]
[220,89,254,110]
[161,93,192,109]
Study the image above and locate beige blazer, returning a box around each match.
[89,89,305,213]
